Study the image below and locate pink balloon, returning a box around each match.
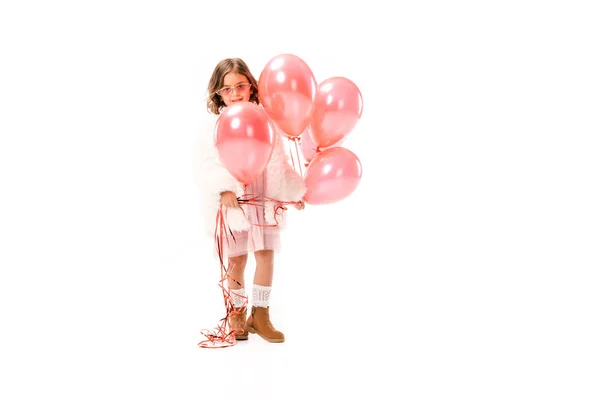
[258,54,317,139]
[214,103,276,185]
[310,77,363,148]
[300,127,344,163]
[303,147,362,205]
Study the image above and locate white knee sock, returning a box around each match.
[252,284,271,308]
[230,288,247,308]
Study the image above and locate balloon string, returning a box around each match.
[198,206,246,348]
[293,138,304,178]
[289,149,296,170]
[288,137,304,178]
[198,197,298,348]
[289,145,297,173]
[238,194,300,226]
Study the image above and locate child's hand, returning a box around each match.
[293,200,305,210]
[220,191,240,208]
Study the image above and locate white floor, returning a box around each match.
[2,197,598,399]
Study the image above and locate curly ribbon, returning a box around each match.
[198,197,300,349]
[238,193,297,226]
[198,206,240,348]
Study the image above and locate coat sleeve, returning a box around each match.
[267,132,307,202]
[262,132,307,228]
[197,116,245,201]
[195,114,248,234]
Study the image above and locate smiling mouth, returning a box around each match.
[231,98,242,103]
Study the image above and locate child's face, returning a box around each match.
[219,72,253,107]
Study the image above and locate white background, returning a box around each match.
[1,0,599,399]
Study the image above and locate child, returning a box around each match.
[198,58,306,343]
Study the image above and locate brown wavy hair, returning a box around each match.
[206,58,260,115]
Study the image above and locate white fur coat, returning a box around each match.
[195,112,306,235]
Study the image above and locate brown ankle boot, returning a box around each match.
[229,307,248,340]
[245,306,285,343]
